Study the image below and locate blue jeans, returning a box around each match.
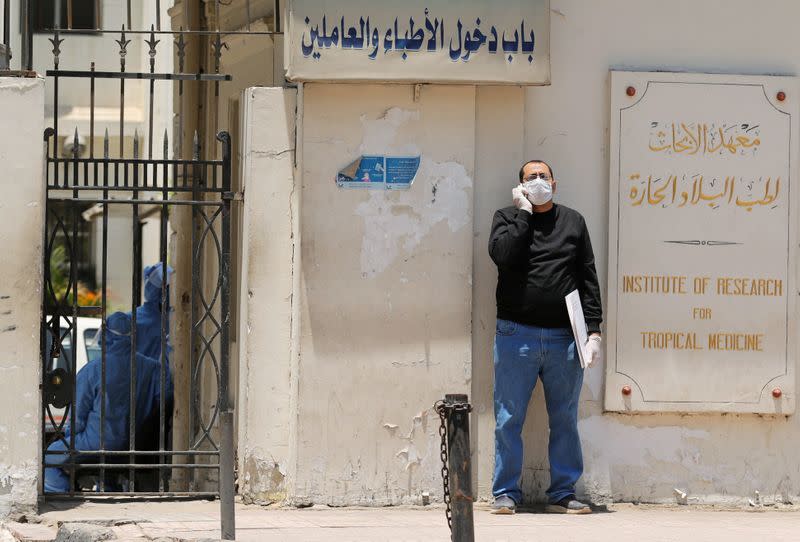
[492,319,584,504]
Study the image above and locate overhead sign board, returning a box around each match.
[285,0,550,85]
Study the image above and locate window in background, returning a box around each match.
[30,0,100,33]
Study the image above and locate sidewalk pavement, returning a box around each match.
[3,499,800,542]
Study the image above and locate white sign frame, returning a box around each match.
[284,0,550,85]
[606,71,799,414]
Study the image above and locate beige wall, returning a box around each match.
[240,0,800,507]
[0,77,45,517]
[507,0,800,505]
[294,83,474,505]
[238,81,570,504]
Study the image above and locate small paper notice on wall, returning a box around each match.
[565,290,590,369]
[336,155,420,190]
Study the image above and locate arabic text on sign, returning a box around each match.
[300,9,536,64]
[648,122,762,156]
[627,173,781,211]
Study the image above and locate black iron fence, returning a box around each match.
[0,2,287,539]
[42,122,235,479]
[26,4,284,542]
[42,121,236,535]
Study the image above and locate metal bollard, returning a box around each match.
[435,394,475,542]
[219,410,236,540]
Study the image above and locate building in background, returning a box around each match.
[2,0,172,310]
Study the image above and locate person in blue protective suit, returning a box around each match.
[44,312,173,493]
[84,264,173,366]
[134,263,173,361]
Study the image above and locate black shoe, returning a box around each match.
[491,495,516,515]
[545,496,592,514]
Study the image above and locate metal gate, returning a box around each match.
[37,6,244,538]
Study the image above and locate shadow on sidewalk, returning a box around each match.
[514,503,616,514]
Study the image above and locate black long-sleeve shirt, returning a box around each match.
[488,204,603,334]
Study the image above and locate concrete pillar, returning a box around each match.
[237,87,298,504]
[0,76,45,517]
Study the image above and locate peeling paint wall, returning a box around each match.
[0,77,45,517]
[295,84,474,505]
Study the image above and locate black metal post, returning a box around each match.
[130,132,141,492]
[22,0,32,70]
[3,0,11,69]
[69,129,80,495]
[188,130,200,492]
[217,131,235,541]
[54,0,61,34]
[445,394,474,542]
[100,125,109,492]
[158,131,169,493]
[40,130,52,498]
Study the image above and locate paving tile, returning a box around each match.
[4,522,57,542]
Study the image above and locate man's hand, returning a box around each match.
[586,334,603,368]
[512,185,533,214]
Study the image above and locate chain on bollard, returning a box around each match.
[435,396,474,540]
[435,399,453,530]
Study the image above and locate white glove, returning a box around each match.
[512,185,533,214]
[586,335,603,368]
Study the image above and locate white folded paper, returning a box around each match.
[565,289,590,369]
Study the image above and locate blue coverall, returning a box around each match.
[44,312,173,493]
[134,263,173,361]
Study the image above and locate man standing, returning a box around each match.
[488,160,603,515]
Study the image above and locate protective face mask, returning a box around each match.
[523,179,553,206]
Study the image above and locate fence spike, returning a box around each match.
[73,128,80,158]
[133,129,139,159]
[116,25,130,69]
[146,24,160,61]
[163,129,169,159]
[49,32,64,70]
[175,28,186,73]
[103,128,109,159]
[192,130,200,160]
